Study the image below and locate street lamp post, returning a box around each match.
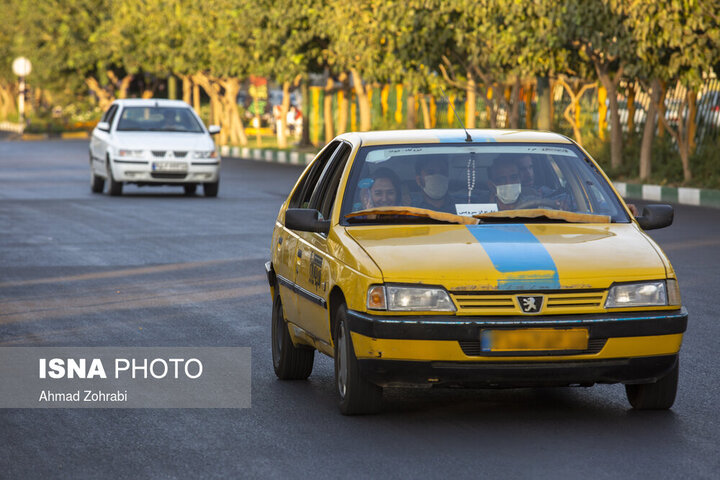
[12,57,32,124]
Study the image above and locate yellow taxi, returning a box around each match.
[265,129,687,415]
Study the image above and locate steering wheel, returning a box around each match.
[513,197,565,210]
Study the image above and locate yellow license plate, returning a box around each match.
[481,328,589,352]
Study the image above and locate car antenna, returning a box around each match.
[440,86,472,142]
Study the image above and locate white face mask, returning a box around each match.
[422,174,449,199]
[496,183,521,204]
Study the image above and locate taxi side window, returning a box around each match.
[102,104,119,126]
[312,143,352,220]
[289,141,341,209]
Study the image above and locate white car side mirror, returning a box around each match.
[96,121,110,132]
[208,125,221,135]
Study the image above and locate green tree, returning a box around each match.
[562,0,634,169]
[627,0,719,182]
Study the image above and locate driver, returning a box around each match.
[487,158,536,210]
[414,157,456,213]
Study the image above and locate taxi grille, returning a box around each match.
[458,338,607,356]
[173,151,188,157]
[451,290,607,315]
[150,173,187,179]
[151,150,166,157]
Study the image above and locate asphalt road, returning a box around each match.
[1,140,718,479]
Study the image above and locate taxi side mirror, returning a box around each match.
[208,125,221,135]
[96,121,110,132]
[285,208,330,235]
[636,204,673,230]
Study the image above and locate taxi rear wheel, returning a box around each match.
[625,360,679,410]
[334,304,382,415]
[271,294,314,380]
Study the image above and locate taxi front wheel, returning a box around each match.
[334,304,383,415]
[625,361,678,410]
[271,295,314,380]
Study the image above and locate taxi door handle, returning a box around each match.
[297,249,303,258]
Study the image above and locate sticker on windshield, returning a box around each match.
[455,204,498,216]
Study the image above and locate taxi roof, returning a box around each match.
[337,129,573,147]
[112,98,191,108]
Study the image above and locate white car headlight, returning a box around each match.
[117,149,145,157]
[367,285,456,312]
[193,150,218,159]
[605,281,668,308]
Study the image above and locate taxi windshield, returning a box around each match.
[340,143,630,224]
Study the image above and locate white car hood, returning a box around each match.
[111,132,215,151]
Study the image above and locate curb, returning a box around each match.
[614,182,720,209]
[219,145,720,210]
[220,145,317,166]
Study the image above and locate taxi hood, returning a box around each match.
[345,223,668,291]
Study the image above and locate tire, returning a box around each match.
[334,304,383,415]
[272,294,314,380]
[625,360,679,410]
[203,180,219,197]
[90,161,104,193]
[107,160,123,196]
[183,184,197,195]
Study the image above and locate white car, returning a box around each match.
[89,99,221,196]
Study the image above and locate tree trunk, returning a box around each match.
[181,75,192,104]
[595,65,623,169]
[657,92,692,182]
[524,81,534,128]
[557,77,595,146]
[657,81,666,138]
[336,75,349,135]
[639,78,661,181]
[193,83,201,114]
[277,81,291,149]
[536,76,551,130]
[687,88,697,156]
[627,83,636,133]
[465,73,476,129]
[420,95,431,129]
[406,90,417,129]
[509,78,521,129]
[324,77,335,142]
[299,79,311,146]
[221,78,247,146]
[350,68,371,131]
[85,77,114,111]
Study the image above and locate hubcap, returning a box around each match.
[337,322,347,398]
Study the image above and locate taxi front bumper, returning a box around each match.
[345,308,687,387]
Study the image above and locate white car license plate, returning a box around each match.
[152,161,188,172]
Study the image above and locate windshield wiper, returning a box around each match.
[345,206,478,225]
[475,208,610,224]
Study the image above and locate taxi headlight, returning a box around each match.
[193,150,217,159]
[367,285,456,312]
[605,281,668,308]
[118,149,145,157]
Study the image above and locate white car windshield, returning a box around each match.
[116,107,204,133]
[341,143,630,224]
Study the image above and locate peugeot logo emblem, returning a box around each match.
[518,295,543,313]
